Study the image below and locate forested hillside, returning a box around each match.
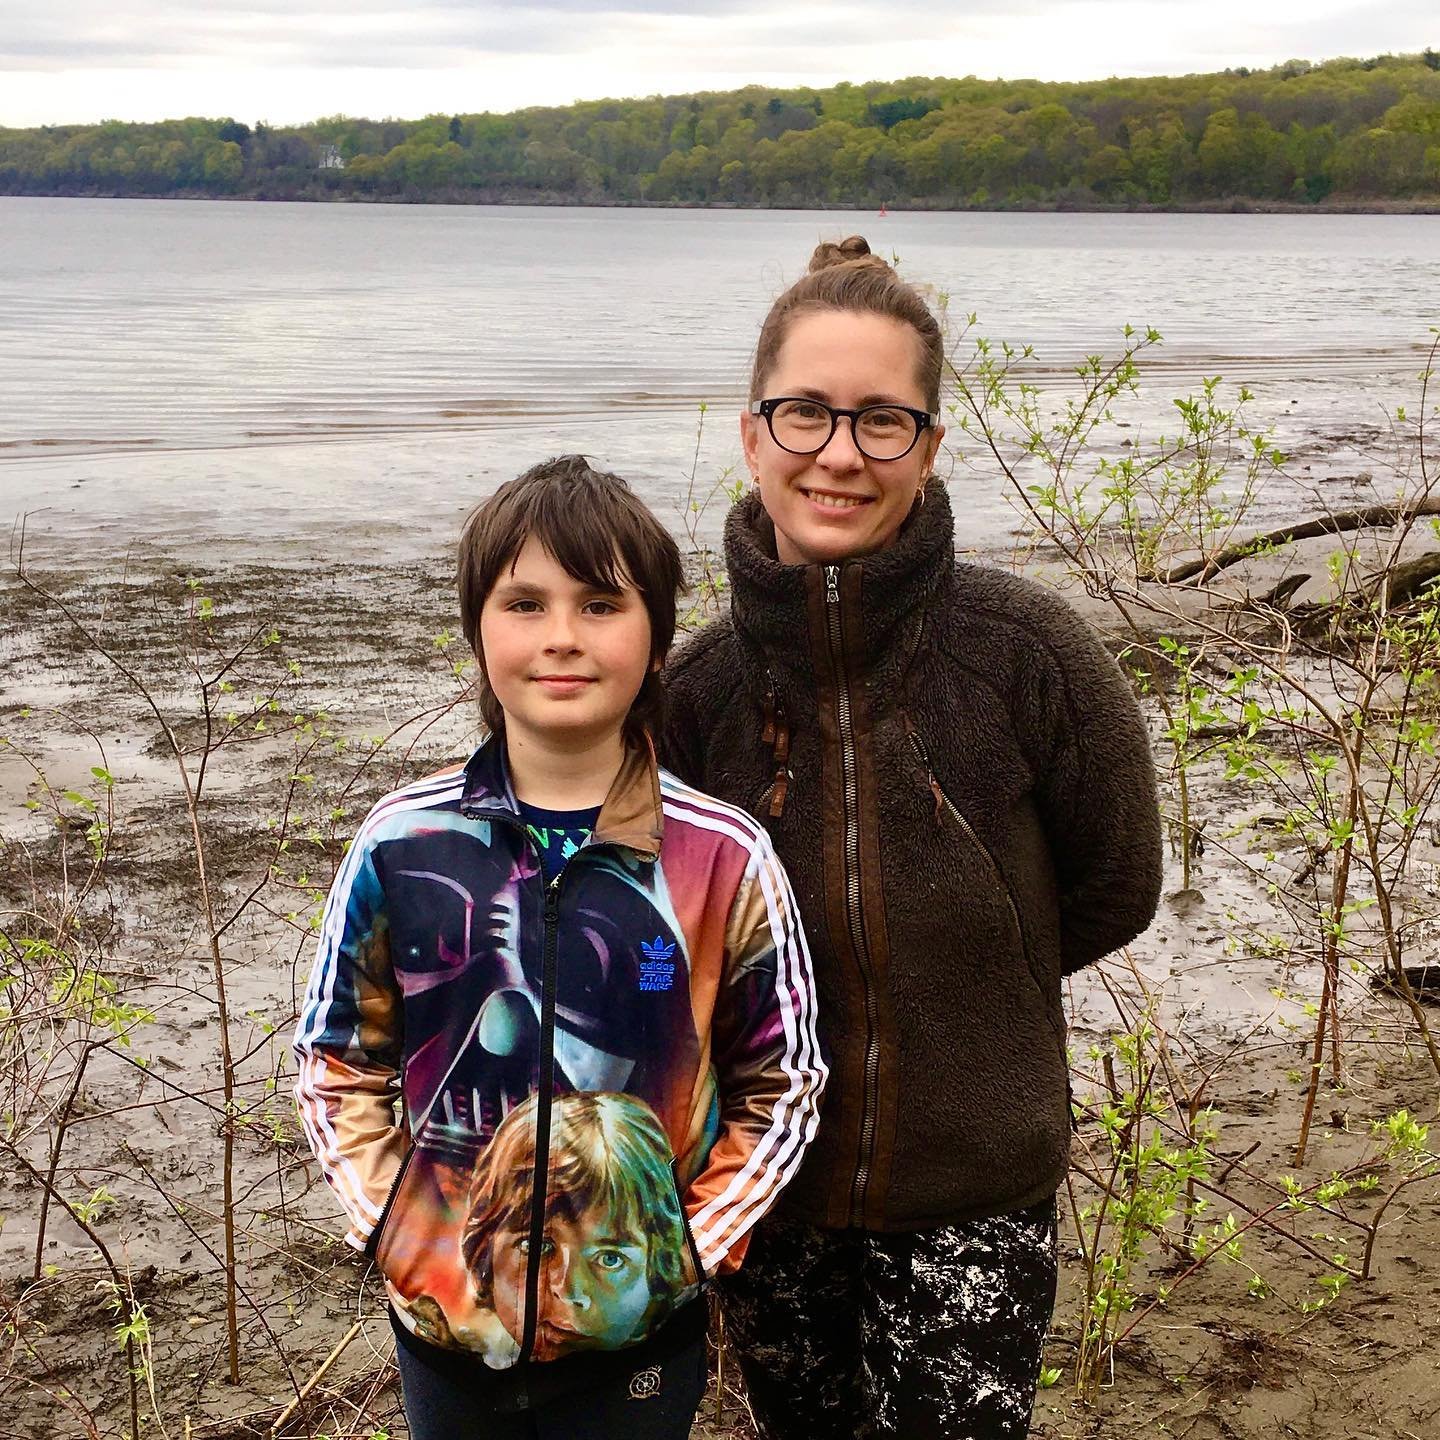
[4,51,1439,207]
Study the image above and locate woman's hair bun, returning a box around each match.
[807,235,887,274]
[752,232,942,409]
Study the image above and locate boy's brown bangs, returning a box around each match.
[462,489,598,655]
[515,480,635,597]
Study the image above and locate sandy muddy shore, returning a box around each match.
[3,510,1440,1439]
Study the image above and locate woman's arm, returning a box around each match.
[1032,606,1164,974]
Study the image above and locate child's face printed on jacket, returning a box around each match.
[742,308,945,566]
[479,535,655,752]
[491,1215,652,1357]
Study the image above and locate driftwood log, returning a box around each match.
[1240,556,1440,619]
[1164,501,1440,585]
[1366,552,1440,609]
[1249,573,1311,610]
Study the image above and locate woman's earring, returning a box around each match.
[913,486,926,511]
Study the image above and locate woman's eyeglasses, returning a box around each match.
[750,397,939,462]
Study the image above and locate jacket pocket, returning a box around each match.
[905,726,1070,1068]
[365,1138,417,1266]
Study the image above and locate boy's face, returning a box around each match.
[480,536,654,751]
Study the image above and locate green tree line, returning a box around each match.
[4,51,1440,208]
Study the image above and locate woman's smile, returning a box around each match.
[800,487,874,511]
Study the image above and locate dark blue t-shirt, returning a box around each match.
[517,801,601,882]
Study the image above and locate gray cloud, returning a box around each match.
[0,1,1433,96]
[0,1,971,82]
[0,4,611,68]
[0,0,768,64]
[0,0,1159,71]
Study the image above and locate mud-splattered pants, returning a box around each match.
[720,1198,1058,1440]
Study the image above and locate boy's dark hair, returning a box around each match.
[458,455,684,744]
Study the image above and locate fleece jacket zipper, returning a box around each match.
[825,563,881,1228]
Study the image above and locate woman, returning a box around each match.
[662,237,1162,1439]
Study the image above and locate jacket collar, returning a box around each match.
[724,478,956,717]
[459,731,664,862]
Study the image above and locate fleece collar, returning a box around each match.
[724,478,957,718]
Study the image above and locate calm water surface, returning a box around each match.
[1,199,1436,559]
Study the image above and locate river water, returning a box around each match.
[1,198,1436,561]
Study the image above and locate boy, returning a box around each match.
[293,455,825,1440]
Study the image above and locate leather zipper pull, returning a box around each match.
[769,718,792,818]
[769,771,789,819]
[772,716,790,766]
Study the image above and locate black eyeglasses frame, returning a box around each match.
[749,397,940,461]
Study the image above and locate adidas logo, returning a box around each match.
[639,935,678,991]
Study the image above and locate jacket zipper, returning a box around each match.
[826,564,881,1228]
[372,823,571,1286]
[906,729,1075,1123]
[455,799,658,1351]
[519,870,564,1363]
[371,800,540,1269]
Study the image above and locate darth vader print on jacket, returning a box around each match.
[294,736,825,1368]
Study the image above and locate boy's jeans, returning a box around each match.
[391,1305,707,1440]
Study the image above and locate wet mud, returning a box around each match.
[2,527,1438,1439]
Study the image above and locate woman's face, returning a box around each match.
[742,308,945,566]
[491,1217,652,1358]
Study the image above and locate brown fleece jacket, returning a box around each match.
[661,482,1162,1231]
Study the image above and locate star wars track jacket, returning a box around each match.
[293,736,825,1368]
[662,482,1162,1233]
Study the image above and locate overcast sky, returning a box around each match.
[1,1,1434,129]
